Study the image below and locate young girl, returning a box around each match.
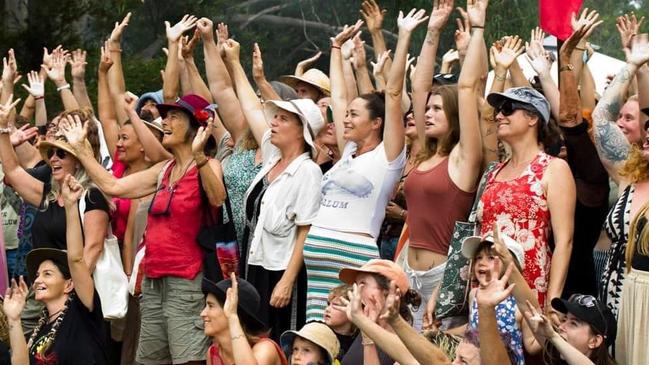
[323,284,356,360]
[280,322,340,365]
[461,233,542,364]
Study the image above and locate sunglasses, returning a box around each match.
[568,294,608,337]
[46,148,68,160]
[494,101,536,118]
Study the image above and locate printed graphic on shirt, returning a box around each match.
[321,160,374,209]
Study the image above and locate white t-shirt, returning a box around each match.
[313,141,406,239]
[245,130,322,270]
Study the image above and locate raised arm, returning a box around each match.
[592,34,649,185]
[182,30,214,102]
[62,174,96,310]
[0,49,18,105]
[569,9,601,85]
[163,15,198,103]
[526,28,560,122]
[412,0,454,149]
[43,51,79,111]
[351,33,375,95]
[107,13,132,125]
[98,44,119,155]
[21,71,47,128]
[331,21,364,154]
[60,114,162,198]
[193,119,226,208]
[124,92,172,162]
[370,50,391,91]
[198,18,247,143]
[252,43,282,102]
[70,49,93,112]
[341,41,360,101]
[361,0,392,73]
[3,277,30,365]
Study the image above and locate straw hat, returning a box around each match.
[280,69,331,96]
[280,322,340,365]
[38,139,78,163]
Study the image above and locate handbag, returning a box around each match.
[434,161,498,319]
[196,174,240,281]
[79,194,129,319]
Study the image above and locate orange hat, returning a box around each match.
[339,259,409,294]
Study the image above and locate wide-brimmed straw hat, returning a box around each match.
[263,99,324,156]
[201,277,266,332]
[38,139,78,163]
[280,322,340,365]
[279,69,331,96]
[26,248,69,283]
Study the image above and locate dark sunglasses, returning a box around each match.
[568,294,608,337]
[494,101,535,118]
[46,148,68,160]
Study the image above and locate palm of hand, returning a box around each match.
[398,12,425,32]
[429,7,452,30]
[467,4,486,26]
[495,49,518,68]
[630,43,649,65]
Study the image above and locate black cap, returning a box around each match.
[551,295,617,346]
[201,277,266,332]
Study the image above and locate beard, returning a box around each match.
[139,109,154,122]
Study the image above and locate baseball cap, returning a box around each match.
[487,86,551,124]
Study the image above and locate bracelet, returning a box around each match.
[0,127,12,135]
[231,333,246,341]
[34,96,44,100]
[331,45,341,50]
[472,25,484,29]
[575,47,586,51]
[494,73,506,81]
[559,64,574,72]
[56,84,71,92]
[361,337,375,346]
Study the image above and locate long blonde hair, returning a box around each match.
[619,145,649,184]
[626,200,649,272]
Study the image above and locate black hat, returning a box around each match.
[642,107,649,118]
[433,73,459,85]
[551,294,617,346]
[201,277,266,332]
[26,248,70,283]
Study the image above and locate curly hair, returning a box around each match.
[619,144,649,184]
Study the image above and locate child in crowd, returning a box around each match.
[323,284,356,360]
[462,233,542,364]
[280,322,340,365]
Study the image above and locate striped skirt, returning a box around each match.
[303,226,380,322]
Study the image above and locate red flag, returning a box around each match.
[539,0,583,40]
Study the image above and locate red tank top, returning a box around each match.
[208,338,288,365]
[143,160,204,279]
[403,157,475,255]
[111,152,129,243]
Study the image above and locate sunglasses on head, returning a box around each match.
[568,294,608,337]
[47,148,68,160]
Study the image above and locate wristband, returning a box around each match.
[472,25,484,29]
[494,73,506,81]
[331,45,341,50]
[559,64,574,72]
[34,96,44,100]
[0,127,12,135]
[56,84,71,92]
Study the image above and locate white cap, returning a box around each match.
[461,233,525,269]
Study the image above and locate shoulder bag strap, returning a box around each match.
[468,161,499,224]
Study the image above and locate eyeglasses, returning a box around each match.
[47,148,68,160]
[568,294,608,338]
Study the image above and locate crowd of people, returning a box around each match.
[0,0,647,364]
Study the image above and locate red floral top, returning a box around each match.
[477,152,553,308]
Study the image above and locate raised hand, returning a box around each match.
[428,0,454,32]
[491,222,515,267]
[61,174,85,206]
[252,43,265,80]
[69,49,88,80]
[9,124,38,147]
[466,0,489,28]
[181,30,200,59]
[628,33,649,67]
[406,54,416,83]
[561,15,603,58]
[476,263,516,308]
[42,46,63,70]
[124,91,139,112]
[397,8,429,34]
[191,117,214,154]
[0,95,21,128]
[216,22,229,57]
[165,14,198,43]
[3,277,29,321]
[379,281,401,323]
[2,49,18,84]
[441,48,459,72]
[109,12,132,44]
[371,50,391,78]
[617,13,645,51]
[58,114,88,147]
[527,27,546,54]
[351,33,368,69]
[21,71,44,98]
[222,39,241,64]
[526,43,552,77]
[196,17,214,39]
[223,272,240,320]
[490,36,524,71]
[522,300,557,342]
[42,52,67,84]
[332,283,364,322]
[331,20,364,48]
[99,41,114,74]
[454,7,471,55]
[570,8,599,41]
[360,0,387,33]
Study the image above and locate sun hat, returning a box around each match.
[269,81,299,101]
[280,322,340,365]
[551,294,617,346]
[201,277,266,332]
[26,248,69,283]
[487,86,551,124]
[136,90,164,114]
[263,98,325,156]
[156,94,217,128]
[280,69,331,96]
[461,233,525,269]
[38,139,78,163]
[143,117,164,133]
[339,259,410,294]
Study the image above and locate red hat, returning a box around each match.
[156,94,215,128]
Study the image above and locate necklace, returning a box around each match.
[28,295,73,356]
[169,158,194,187]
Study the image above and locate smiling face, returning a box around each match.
[33,260,72,302]
[161,109,192,148]
[343,97,382,143]
[424,94,450,139]
[116,124,144,164]
[290,336,326,365]
[473,246,503,288]
[269,108,305,151]
[558,313,603,357]
[494,105,539,142]
[48,147,78,184]
[200,293,228,337]
[616,99,642,144]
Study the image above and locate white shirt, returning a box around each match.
[244,130,322,270]
[313,141,406,239]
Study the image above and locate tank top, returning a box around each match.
[142,160,204,279]
[111,158,130,243]
[403,157,475,255]
[468,291,525,365]
[208,338,288,365]
[477,152,553,308]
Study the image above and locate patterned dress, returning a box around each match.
[477,152,553,308]
[600,184,634,318]
[469,292,525,365]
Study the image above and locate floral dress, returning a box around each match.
[477,152,553,308]
[469,291,525,365]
